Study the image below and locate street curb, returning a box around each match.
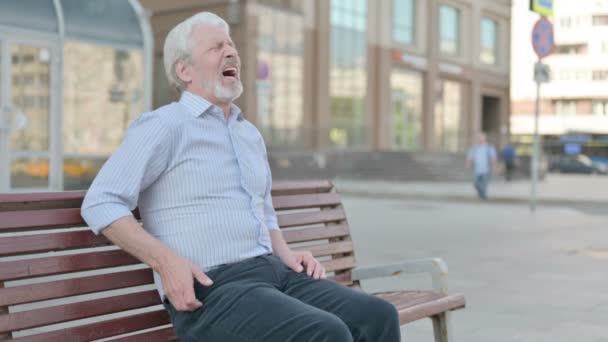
[338,189,608,208]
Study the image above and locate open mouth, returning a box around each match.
[222,67,238,78]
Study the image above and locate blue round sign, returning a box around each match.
[532,17,554,59]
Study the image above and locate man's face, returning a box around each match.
[184,24,243,103]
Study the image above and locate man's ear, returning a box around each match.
[175,60,192,85]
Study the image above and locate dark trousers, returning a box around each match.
[504,161,514,181]
[163,254,401,342]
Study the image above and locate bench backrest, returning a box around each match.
[0,181,355,341]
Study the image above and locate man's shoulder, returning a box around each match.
[127,102,184,138]
[134,102,184,126]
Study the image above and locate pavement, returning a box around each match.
[342,195,608,342]
[335,174,608,209]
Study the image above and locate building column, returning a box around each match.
[369,0,392,150]
[310,0,330,150]
[423,0,439,152]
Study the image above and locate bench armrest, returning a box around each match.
[351,257,449,294]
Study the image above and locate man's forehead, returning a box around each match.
[192,24,233,43]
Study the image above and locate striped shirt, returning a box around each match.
[81,91,278,298]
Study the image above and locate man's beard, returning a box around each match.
[214,78,243,103]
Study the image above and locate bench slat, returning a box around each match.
[277,209,346,228]
[283,224,350,244]
[0,250,139,282]
[273,193,341,211]
[0,290,161,333]
[329,271,353,286]
[0,208,85,231]
[323,256,355,273]
[0,230,110,257]
[110,326,177,342]
[0,191,85,207]
[376,291,466,325]
[294,241,354,258]
[0,268,153,306]
[270,181,333,196]
[10,310,170,342]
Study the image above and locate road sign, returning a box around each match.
[534,61,550,83]
[532,17,554,59]
[530,0,553,17]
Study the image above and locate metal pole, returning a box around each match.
[530,62,541,212]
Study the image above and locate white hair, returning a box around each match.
[163,12,230,93]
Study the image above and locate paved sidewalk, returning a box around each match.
[335,174,608,206]
[343,196,608,342]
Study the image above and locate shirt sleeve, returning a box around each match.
[81,112,174,235]
[260,138,280,231]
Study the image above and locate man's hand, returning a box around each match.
[158,254,213,311]
[280,250,327,280]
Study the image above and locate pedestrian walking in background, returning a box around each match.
[501,142,517,181]
[466,133,497,200]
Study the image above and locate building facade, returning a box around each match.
[143,0,512,152]
[0,0,512,191]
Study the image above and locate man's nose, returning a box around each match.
[224,45,238,59]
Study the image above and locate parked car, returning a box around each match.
[552,154,608,174]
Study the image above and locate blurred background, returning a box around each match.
[1,1,608,340]
[1,0,607,192]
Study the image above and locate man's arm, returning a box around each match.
[102,216,212,311]
[259,136,325,280]
[81,113,210,311]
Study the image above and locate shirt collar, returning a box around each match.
[179,91,244,121]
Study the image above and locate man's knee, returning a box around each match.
[350,296,400,341]
[310,314,353,342]
[368,297,399,325]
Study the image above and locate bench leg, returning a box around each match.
[431,311,451,342]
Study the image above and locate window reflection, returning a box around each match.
[439,5,460,56]
[10,45,50,151]
[330,0,368,148]
[390,69,422,150]
[256,3,304,148]
[63,41,144,190]
[480,17,498,64]
[10,45,51,189]
[434,80,463,152]
[393,0,415,45]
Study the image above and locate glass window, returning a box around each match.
[0,0,58,33]
[61,0,143,46]
[555,100,577,116]
[9,45,52,189]
[592,15,608,26]
[439,4,460,56]
[592,70,608,81]
[393,0,415,45]
[62,41,144,190]
[390,69,422,150]
[592,101,608,116]
[10,46,51,152]
[256,4,305,148]
[480,17,498,64]
[330,0,368,148]
[434,80,463,152]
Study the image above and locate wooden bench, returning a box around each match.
[0,181,465,341]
